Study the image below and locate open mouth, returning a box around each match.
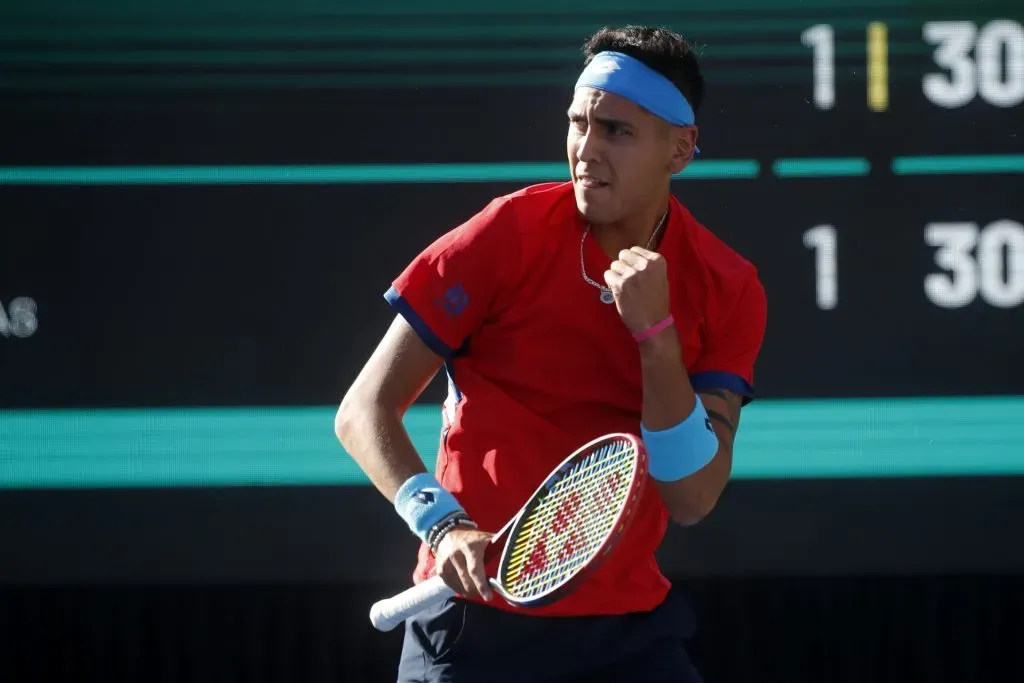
[578,177,609,189]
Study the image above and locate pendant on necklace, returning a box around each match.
[600,290,615,304]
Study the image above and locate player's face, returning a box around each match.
[567,88,694,226]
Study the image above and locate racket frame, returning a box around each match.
[491,432,648,608]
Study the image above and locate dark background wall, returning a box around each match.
[2,1,1023,681]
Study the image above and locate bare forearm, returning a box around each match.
[334,401,428,502]
[638,329,695,428]
[639,331,732,524]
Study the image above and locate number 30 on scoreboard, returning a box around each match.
[801,19,1024,110]
[923,21,1024,108]
[924,221,1024,308]
[803,222,1024,311]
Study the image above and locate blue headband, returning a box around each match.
[575,51,696,127]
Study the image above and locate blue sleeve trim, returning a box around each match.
[690,371,756,405]
[384,286,454,359]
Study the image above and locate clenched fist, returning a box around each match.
[603,246,671,335]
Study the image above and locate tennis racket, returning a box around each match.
[369,432,648,632]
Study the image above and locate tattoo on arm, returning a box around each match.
[700,388,730,403]
[705,409,736,437]
[698,389,743,438]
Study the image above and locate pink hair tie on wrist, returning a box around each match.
[632,314,675,343]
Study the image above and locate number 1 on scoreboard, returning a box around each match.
[801,24,835,110]
[804,226,838,310]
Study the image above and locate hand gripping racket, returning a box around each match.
[369,433,648,631]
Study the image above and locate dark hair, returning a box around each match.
[582,26,705,115]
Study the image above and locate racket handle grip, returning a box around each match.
[369,575,456,632]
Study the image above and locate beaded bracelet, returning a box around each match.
[427,511,478,555]
[427,512,477,553]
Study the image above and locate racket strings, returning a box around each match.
[507,445,632,593]
[502,440,637,599]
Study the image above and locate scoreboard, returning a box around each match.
[1,0,1022,407]
[1,0,1023,582]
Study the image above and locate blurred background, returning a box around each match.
[1,0,1023,681]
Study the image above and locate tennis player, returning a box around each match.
[336,25,767,683]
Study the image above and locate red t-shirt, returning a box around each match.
[385,181,767,617]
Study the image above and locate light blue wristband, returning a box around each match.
[641,397,720,482]
[394,472,465,543]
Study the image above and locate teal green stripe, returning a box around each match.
[892,155,1024,175]
[2,66,895,90]
[0,71,583,90]
[0,163,567,185]
[6,157,1017,185]
[0,161,759,185]
[0,17,918,42]
[0,48,579,65]
[675,160,760,179]
[773,158,871,178]
[0,42,917,65]
[0,0,945,19]
[1,397,1023,488]
[0,0,999,18]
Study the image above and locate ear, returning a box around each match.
[669,126,698,174]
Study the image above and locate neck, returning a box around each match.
[590,200,670,259]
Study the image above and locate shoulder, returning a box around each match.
[457,182,573,241]
[501,181,576,230]
[674,200,765,315]
[503,180,574,206]
[678,202,759,284]
[409,182,574,295]
[461,182,576,267]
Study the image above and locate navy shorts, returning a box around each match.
[396,586,703,683]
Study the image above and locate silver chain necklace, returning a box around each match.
[580,211,668,304]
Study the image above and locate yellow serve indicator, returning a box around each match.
[867,22,889,112]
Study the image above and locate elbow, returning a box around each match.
[334,390,366,450]
[333,404,352,450]
[668,503,714,528]
[666,490,722,527]
[664,446,732,527]
[334,386,400,453]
